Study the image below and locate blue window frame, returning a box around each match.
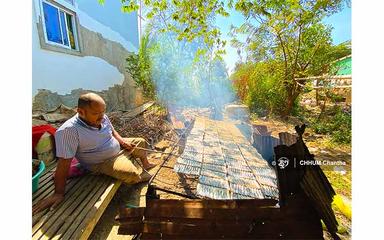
[41,1,78,50]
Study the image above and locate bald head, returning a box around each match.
[78,92,105,109]
[77,93,106,128]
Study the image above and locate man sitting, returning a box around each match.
[33,93,156,213]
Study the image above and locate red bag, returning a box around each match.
[32,125,57,159]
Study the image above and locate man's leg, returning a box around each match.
[124,137,156,170]
[88,152,151,184]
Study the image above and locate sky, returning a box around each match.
[217,4,352,74]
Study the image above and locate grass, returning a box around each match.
[323,170,351,199]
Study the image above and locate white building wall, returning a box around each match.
[32,0,137,96]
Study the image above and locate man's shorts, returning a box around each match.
[88,137,148,184]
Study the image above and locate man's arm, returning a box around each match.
[54,158,71,194]
[32,158,71,214]
[112,128,125,145]
[112,128,135,150]
[106,115,134,150]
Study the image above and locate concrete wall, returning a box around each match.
[77,0,139,50]
[32,0,143,111]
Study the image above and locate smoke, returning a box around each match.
[147,32,235,113]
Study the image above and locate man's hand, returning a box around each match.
[112,128,136,151]
[32,158,71,214]
[32,193,64,214]
[121,140,136,151]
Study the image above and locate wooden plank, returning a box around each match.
[115,207,145,220]
[32,178,82,226]
[33,176,80,205]
[118,192,321,238]
[139,233,162,239]
[68,179,122,240]
[144,206,280,220]
[50,177,112,240]
[41,161,57,175]
[119,200,318,225]
[33,162,56,188]
[32,176,87,229]
[301,174,338,233]
[32,175,98,238]
[37,171,54,188]
[38,166,55,183]
[278,132,297,146]
[140,220,252,236]
[274,124,338,237]
[146,199,277,209]
[33,179,55,202]
[33,171,57,201]
[124,218,321,238]
[56,177,112,239]
[146,206,318,221]
[33,173,64,202]
[119,101,155,119]
[117,221,144,235]
[295,75,352,81]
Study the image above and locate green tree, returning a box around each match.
[105,0,349,116]
[148,30,233,108]
[231,0,347,116]
[99,0,229,54]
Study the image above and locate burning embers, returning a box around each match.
[174,117,279,200]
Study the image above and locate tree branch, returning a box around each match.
[293,23,303,77]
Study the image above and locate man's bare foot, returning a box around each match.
[138,171,152,183]
[143,162,157,170]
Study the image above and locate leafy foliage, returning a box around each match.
[126,34,156,99]
[101,0,230,54]
[311,106,351,144]
[231,60,288,116]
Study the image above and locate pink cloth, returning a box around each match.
[52,157,87,179]
[68,157,87,178]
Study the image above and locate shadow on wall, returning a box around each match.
[33,84,144,113]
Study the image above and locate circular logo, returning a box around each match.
[277,157,290,169]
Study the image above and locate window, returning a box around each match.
[41,0,78,50]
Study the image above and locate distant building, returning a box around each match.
[333,55,352,76]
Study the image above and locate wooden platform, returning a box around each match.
[117,123,338,239]
[32,162,121,240]
[117,193,323,239]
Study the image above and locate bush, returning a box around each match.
[232,61,288,116]
[126,34,156,99]
[311,107,351,144]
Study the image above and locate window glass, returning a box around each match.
[59,11,69,46]
[42,2,62,44]
[66,14,76,50]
